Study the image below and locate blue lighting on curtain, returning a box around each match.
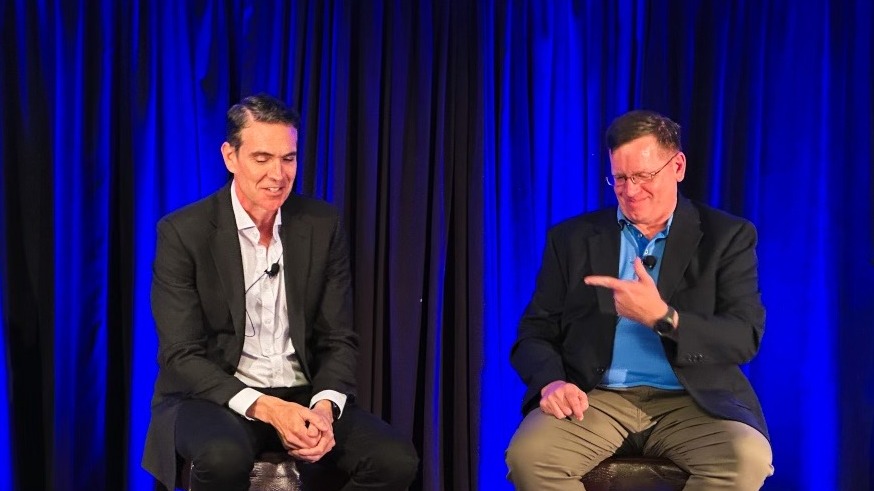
[126,2,160,488]
[128,4,232,489]
[51,1,113,488]
[746,3,839,488]
[478,1,870,489]
[481,2,640,488]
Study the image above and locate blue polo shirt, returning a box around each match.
[601,210,683,390]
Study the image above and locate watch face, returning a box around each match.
[655,320,673,334]
[655,307,676,334]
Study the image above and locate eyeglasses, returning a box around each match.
[605,151,679,187]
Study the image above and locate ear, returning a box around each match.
[674,152,687,182]
[221,142,238,174]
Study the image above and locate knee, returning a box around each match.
[381,438,419,486]
[730,431,773,482]
[190,439,254,483]
[505,426,554,479]
[359,436,419,487]
[686,428,773,488]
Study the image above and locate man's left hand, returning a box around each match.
[584,257,667,327]
[310,399,336,425]
[290,399,336,463]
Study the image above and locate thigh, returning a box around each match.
[643,396,773,489]
[325,405,418,469]
[507,389,643,479]
[643,394,766,460]
[174,398,273,462]
[312,405,418,489]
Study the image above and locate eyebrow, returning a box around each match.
[249,151,297,159]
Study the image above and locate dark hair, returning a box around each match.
[605,110,681,152]
[226,94,300,149]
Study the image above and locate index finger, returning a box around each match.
[584,275,623,290]
[302,409,332,433]
[293,437,333,458]
[280,428,317,450]
[293,432,335,460]
[306,422,320,438]
[567,393,584,421]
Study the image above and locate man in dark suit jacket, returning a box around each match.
[142,94,417,491]
[505,110,773,490]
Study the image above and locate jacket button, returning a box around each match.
[596,367,606,374]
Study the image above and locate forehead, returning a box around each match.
[609,135,669,171]
[239,121,298,151]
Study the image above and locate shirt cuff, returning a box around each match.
[310,390,348,419]
[228,387,265,420]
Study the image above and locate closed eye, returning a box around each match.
[251,151,273,163]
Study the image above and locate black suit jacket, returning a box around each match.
[142,183,358,489]
[510,196,769,439]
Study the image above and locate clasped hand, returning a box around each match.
[249,396,336,462]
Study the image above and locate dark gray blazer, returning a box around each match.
[511,196,769,439]
[141,183,358,489]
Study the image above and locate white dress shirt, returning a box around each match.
[226,180,346,418]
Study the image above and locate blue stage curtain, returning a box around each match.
[481,2,873,490]
[0,1,871,491]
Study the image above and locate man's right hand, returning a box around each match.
[539,380,588,421]
[246,395,333,453]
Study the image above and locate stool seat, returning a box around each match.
[177,451,347,491]
[582,456,689,491]
[177,452,302,491]
[174,453,685,491]
[249,452,304,491]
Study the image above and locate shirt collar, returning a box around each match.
[230,179,283,232]
[616,207,674,236]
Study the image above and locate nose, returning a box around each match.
[266,159,283,180]
[623,179,642,197]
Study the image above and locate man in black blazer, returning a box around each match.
[506,110,773,490]
[142,94,417,491]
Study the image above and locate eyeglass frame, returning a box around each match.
[605,151,680,187]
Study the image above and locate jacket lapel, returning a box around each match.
[587,212,621,315]
[281,197,312,371]
[209,183,246,338]
[658,197,702,300]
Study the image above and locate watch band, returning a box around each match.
[654,306,677,335]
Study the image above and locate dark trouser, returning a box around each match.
[174,387,419,491]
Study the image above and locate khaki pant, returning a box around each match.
[506,386,773,490]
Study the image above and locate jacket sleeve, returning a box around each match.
[151,217,247,406]
[510,229,569,410]
[307,215,359,399]
[673,220,766,366]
